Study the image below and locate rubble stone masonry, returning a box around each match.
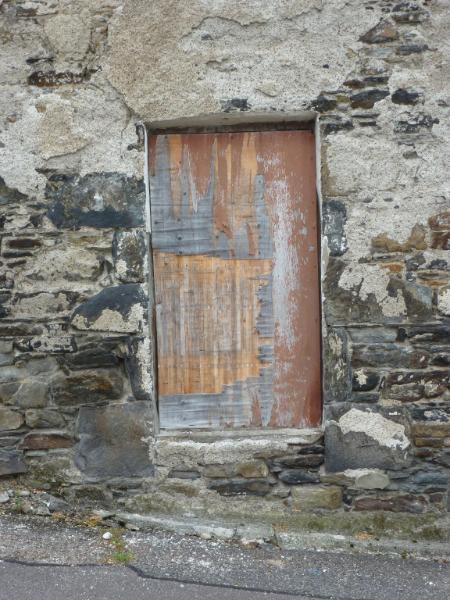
[0,0,449,535]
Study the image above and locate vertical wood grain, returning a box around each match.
[150,130,321,429]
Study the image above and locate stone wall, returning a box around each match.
[0,0,449,530]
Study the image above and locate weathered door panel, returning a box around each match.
[149,130,321,429]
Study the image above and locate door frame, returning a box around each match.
[145,119,325,436]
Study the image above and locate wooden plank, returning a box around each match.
[150,130,321,429]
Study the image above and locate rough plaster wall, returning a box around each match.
[0,0,449,519]
[0,0,141,197]
[106,0,372,122]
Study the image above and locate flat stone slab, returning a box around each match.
[75,402,154,480]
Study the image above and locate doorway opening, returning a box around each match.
[147,124,321,431]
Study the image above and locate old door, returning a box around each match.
[149,129,321,430]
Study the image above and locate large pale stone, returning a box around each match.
[344,469,390,490]
[13,381,49,409]
[43,15,91,61]
[0,408,23,431]
[291,485,342,511]
[325,408,411,472]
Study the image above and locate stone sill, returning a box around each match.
[157,427,323,443]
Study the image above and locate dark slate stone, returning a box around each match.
[0,176,28,206]
[323,258,384,324]
[349,392,380,403]
[359,19,399,44]
[50,369,124,406]
[409,406,450,423]
[297,443,324,455]
[75,402,154,480]
[322,200,347,256]
[431,353,450,367]
[278,469,320,484]
[268,454,323,472]
[311,95,337,113]
[71,284,147,333]
[433,450,450,469]
[60,337,126,370]
[62,346,120,370]
[28,70,93,87]
[321,117,354,135]
[427,258,448,270]
[221,98,251,112]
[14,336,76,354]
[392,88,421,105]
[0,449,27,476]
[387,279,433,321]
[350,89,389,109]
[396,43,429,55]
[352,370,380,391]
[405,253,426,271]
[325,410,411,472]
[112,230,147,283]
[46,173,145,229]
[0,292,11,315]
[351,344,429,369]
[400,324,450,343]
[124,337,153,402]
[323,328,352,403]
[385,370,449,400]
[208,478,272,496]
[411,469,449,487]
[363,75,390,86]
[394,114,438,134]
[392,3,430,24]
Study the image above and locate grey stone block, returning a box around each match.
[71,284,147,333]
[46,173,145,229]
[325,407,412,472]
[0,449,27,476]
[75,402,154,480]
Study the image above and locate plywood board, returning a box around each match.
[150,130,321,429]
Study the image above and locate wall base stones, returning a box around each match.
[0,0,449,535]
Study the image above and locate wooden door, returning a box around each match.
[149,130,321,430]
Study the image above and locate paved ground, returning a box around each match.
[0,515,449,600]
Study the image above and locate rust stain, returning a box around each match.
[256,131,321,428]
[372,224,427,253]
[151,130,321,429]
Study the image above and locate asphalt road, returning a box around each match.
[0,516,449,600]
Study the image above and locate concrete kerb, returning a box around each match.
[114,512,450,560]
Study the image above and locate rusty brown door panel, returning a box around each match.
[149,130,321,429]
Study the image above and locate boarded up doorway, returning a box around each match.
[149,128,321,430]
